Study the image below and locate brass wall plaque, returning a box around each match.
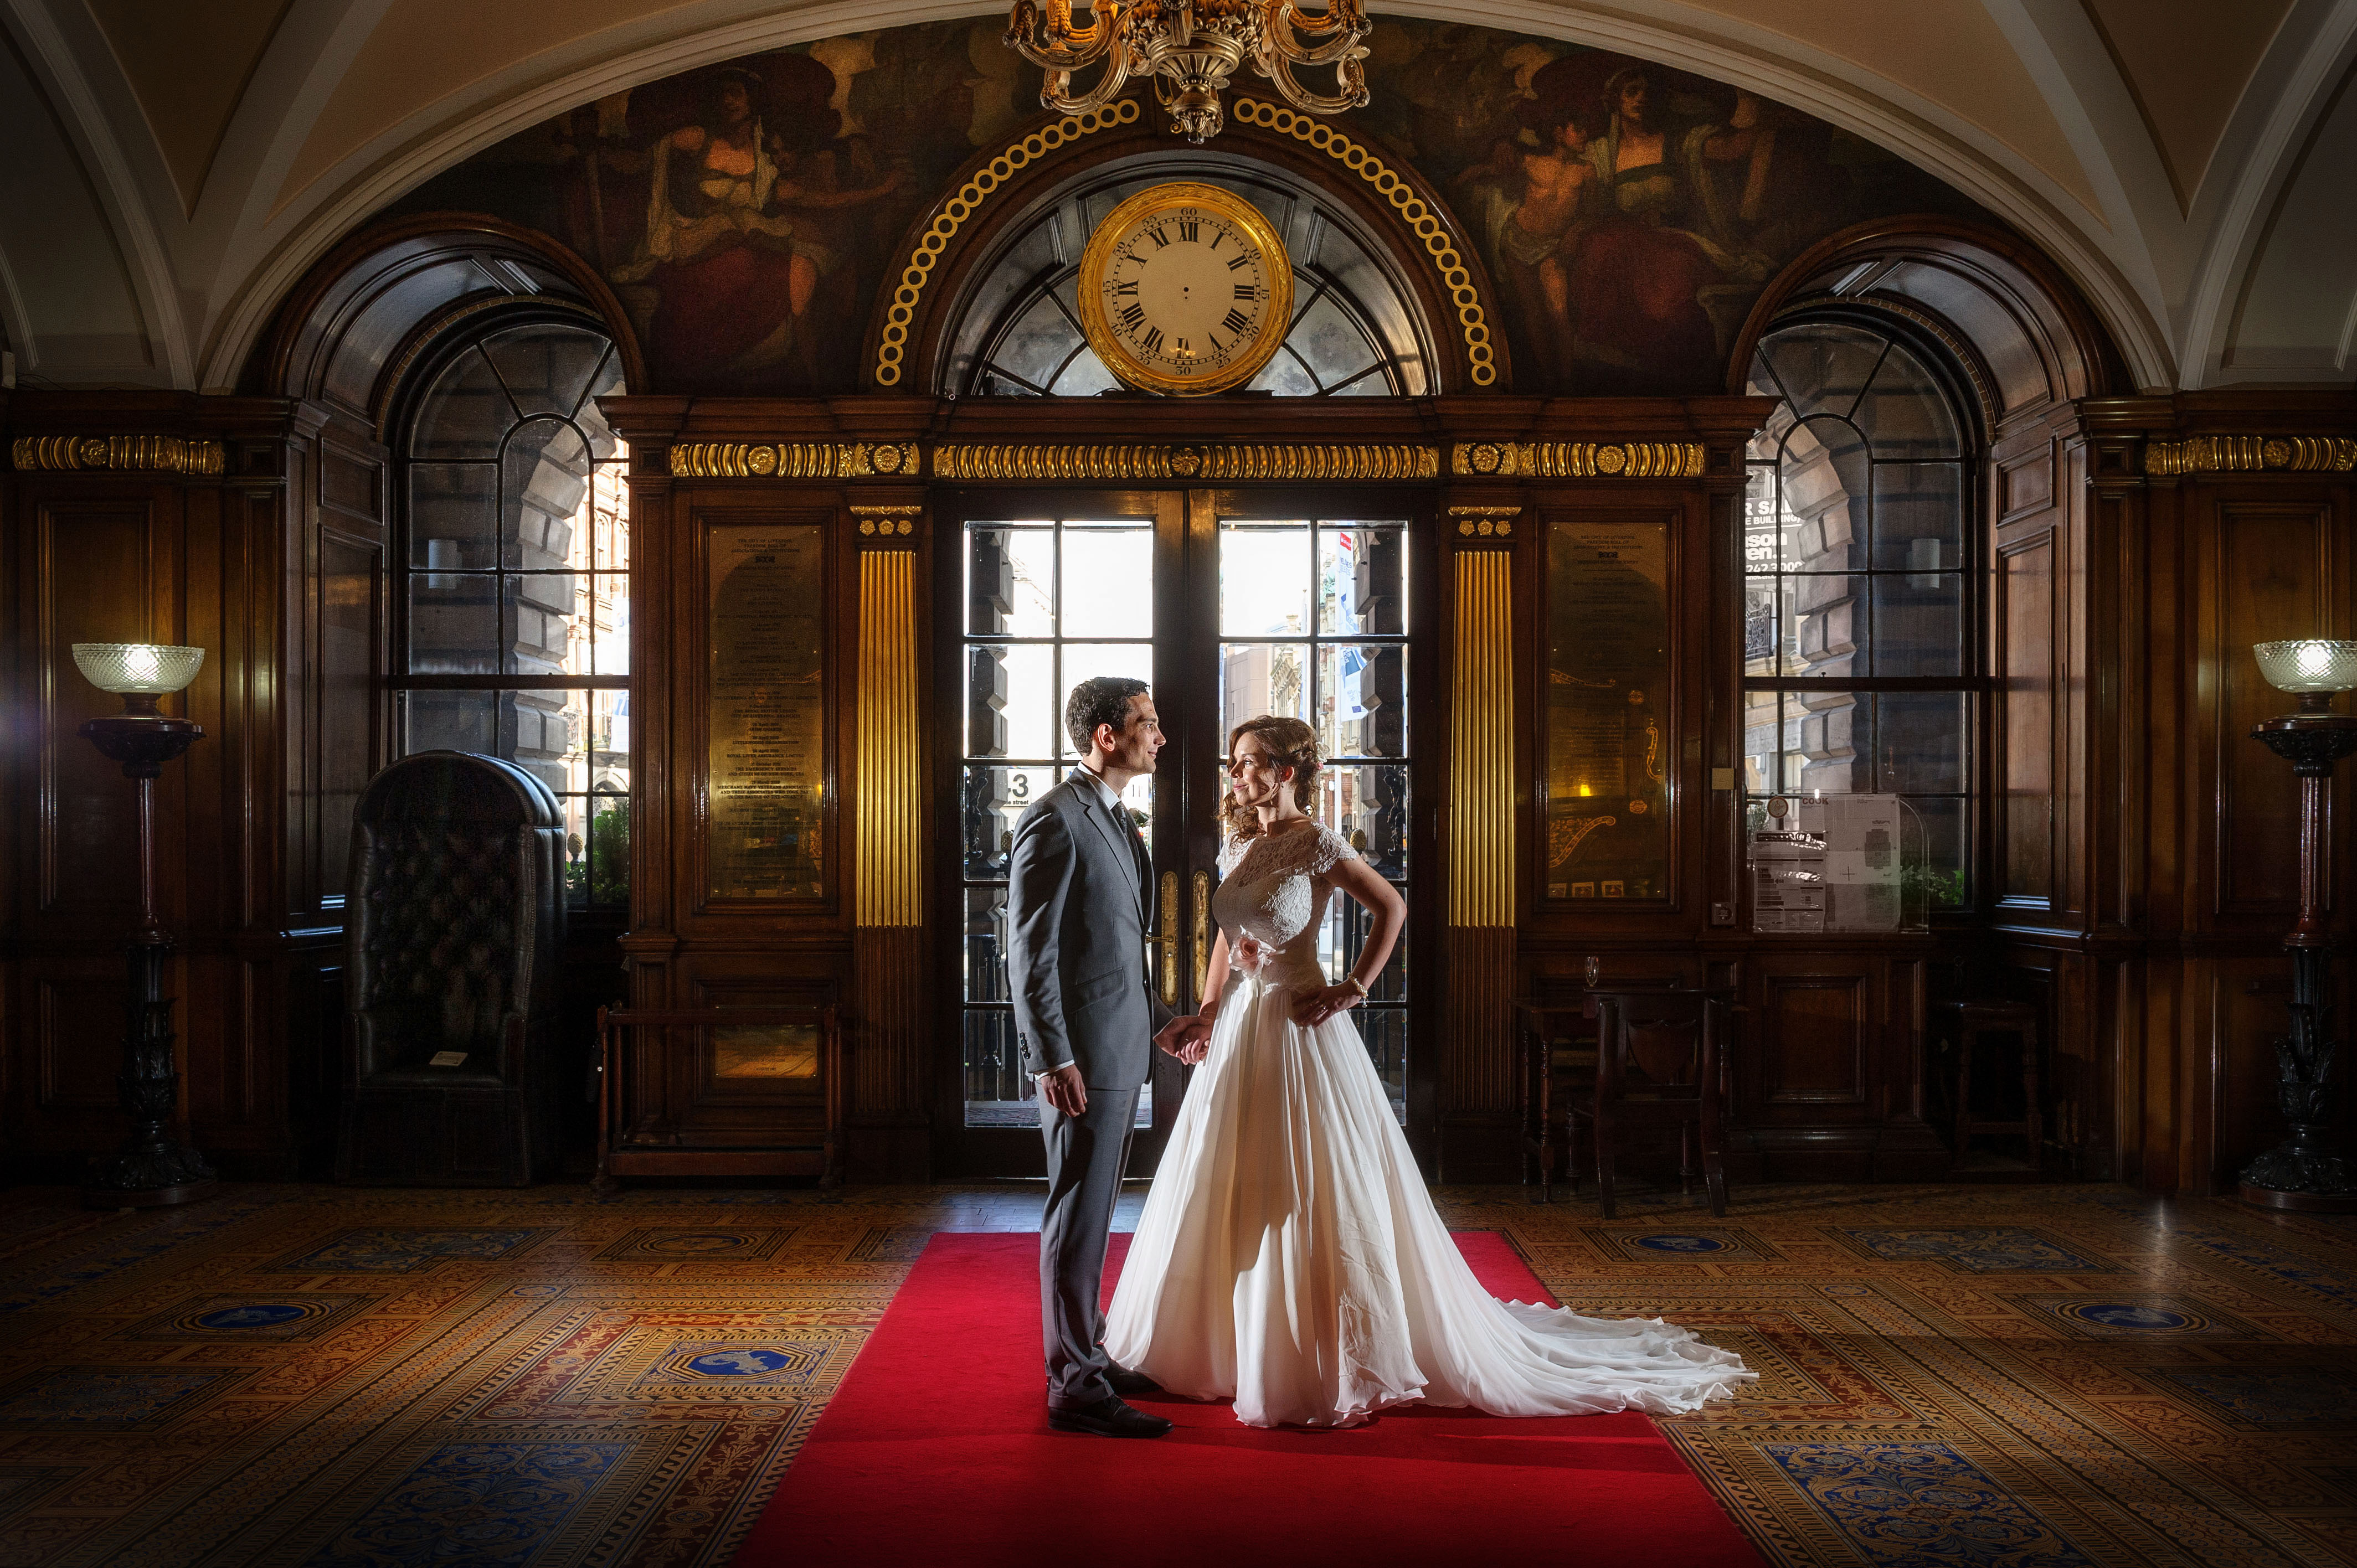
[1546,517,1671,901]
[707,524,826,900]
[713,1024,821,1079]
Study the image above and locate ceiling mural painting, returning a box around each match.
[382,17,1985,398]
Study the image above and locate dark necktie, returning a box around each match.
[1104,798,1145,893]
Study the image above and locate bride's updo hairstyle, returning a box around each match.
[1219,715,1321,842]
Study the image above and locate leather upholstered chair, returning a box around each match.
[336,751,568,1184]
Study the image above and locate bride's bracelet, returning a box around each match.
[1343,974,1371,998]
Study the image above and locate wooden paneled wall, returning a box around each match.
[2,391,368,1179]
[8,376,2349,1193]
[2002,394,2357,1194]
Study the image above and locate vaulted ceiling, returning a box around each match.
[2,0,2351,393]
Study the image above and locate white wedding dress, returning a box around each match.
[1104,822,1754,1429]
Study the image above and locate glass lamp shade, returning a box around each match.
[2255,640,2357,695]
[71,643,205,695]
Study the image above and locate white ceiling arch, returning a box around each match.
[1,0,2350,394]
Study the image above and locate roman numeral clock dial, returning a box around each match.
[1077,183,1294,397]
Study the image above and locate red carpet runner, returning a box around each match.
[739,1230,1763,1566]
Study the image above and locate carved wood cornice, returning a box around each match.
[11,434,225,475]
[1452,440,1705,479]
[667,441,920,479]
[932,442,1439,481]
[2144,436,2357,476]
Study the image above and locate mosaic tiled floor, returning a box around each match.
[0,1179,2351,1566]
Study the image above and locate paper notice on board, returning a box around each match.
[1751,827,1826,933]
[1818,795,1902,932]
[1749,794,1905,933]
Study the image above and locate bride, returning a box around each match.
[1103,715,1753,1429]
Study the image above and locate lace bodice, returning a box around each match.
[1212,824,1358,987]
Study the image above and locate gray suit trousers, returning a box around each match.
[1039,1082,1139,1410]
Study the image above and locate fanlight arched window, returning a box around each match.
[392,317,632,908]
[944,162,1433,396]
[1742,320,1978,907]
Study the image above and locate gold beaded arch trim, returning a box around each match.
[868,95,1500,391]
[1229,97,1496,389]
[872,99,1142,388]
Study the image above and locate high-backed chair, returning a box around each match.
[1567,989,1730,1219]
[337,752,568,1184]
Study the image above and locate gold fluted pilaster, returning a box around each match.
[856,549,920,927]
[1448,549,1514,925]
[1444,546,1517,1136]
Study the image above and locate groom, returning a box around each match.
[1008,675,1192,1439]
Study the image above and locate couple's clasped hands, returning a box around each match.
[1154,1013,1213,1065]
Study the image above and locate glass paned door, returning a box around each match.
[959,507,1163,1133]
[1214,515,1412,1121]
[941,490,1421,1176]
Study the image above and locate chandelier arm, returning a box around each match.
[1041,53,1135,114]
[1264,53,1369,114]
[1007,0,1124,69]
[1269,0,1366,41]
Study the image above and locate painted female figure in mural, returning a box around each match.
[610,68,901,389]
[1562,68,1774,390]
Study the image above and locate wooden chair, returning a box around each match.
[1937,998,2041,1169]
[1568,989,1730,1219]
[1515,998,1596,1205]
[1517,976,1685,1203]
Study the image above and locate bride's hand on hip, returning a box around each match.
[1291,984,1360,1029]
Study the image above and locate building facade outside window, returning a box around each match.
[1741,320,1980,909]
[393,318,632,908]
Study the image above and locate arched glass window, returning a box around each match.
[393,318,631,909]
[946,166,1431,396]
[1742,321,1976,907]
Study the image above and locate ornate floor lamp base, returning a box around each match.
[83,1178,219,1210]
[2238,1183,2357,1213]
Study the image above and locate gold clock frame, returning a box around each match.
[1075,182,1295,398]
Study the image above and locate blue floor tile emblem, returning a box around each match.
[685,1348,794,1377]
[2063,1302,2193,1332]
[1634,1235,1729,1253]
[194,1304,308,1330]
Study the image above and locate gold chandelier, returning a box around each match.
[1007,0,1371,143]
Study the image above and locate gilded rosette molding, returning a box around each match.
[933,442,1437,481]
[874,98,1141,388]
[12,435,225,475]
[856,549,922,928]
[1448,504,1520,539]
[1231,97,1497,389]
[1448,549,1514,926]
[1452,440,1705,479]
[2145,435,2357,476]
[852,504,924,540]
[669,442,920,480]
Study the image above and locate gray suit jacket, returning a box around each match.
[1007,770,1169,1087]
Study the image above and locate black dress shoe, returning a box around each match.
[1048,1395,1174,1438]
[1104,1364,1161,1397]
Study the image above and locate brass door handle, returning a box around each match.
[1159,872,1180,1008]
[1192,870,1212,1001]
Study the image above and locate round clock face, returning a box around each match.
[1077,183,1294,397]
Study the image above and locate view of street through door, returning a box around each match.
[942,489,1420,1177]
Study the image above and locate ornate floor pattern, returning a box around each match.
[0,1180,2349,1566]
